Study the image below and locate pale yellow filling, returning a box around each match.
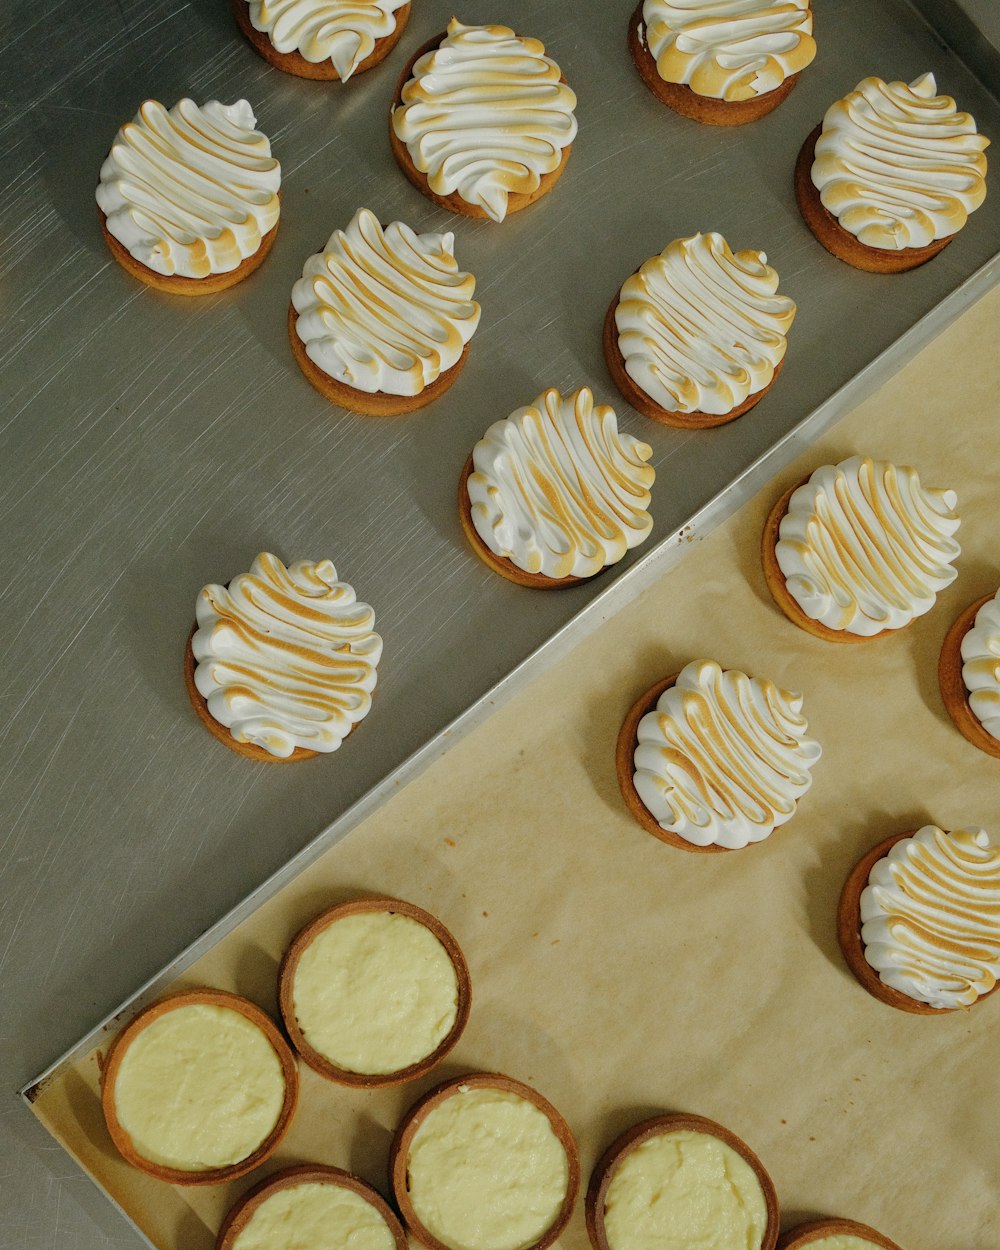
[292,910,459,1075]
[603,1130,768,1250]
[406,1087,569,1250]
[806,1238,883,1250]
[232,1182,397,1250]
[113,1003,285,1171]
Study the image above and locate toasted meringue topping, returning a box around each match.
[245,0,407,79]
[615,232,795,416]
[633,659,820,849]
[192,553,381,758]
[961,589,1000,741]
[811,73,989,250]
[641,0,815,100]
[96,99,280,278]
[291,209,480,397]
[861,826,1000,1009]
[391,19,577,222]
[775,456,960,636]
[467,387,654,580]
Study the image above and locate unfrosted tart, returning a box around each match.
[939,587,1000,759]
[96,98,280,295]
[278,897,471,1086]
[232,0,410,81]
[101,988,298,1185]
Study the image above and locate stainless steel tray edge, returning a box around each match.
[22,246,1000,1108]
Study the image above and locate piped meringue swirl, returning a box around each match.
[391,19,577,222]
[245,0,407,79]
[96,99,280,278]
[192,553,381,757]
[291,208,480,397]
[775,456,960,636]
[468,387,654,580]
[615,232,795,416]
[641,0,815,100]
[633,659,820,848]
[860,826,1000,1009]
[811,73,989,250]
[961,589,1000,740]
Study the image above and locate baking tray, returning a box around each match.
[7,0,1000,1243]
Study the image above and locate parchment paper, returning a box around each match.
[31,285,1000,1250]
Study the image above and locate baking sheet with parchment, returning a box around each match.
[31,286,1000,1250]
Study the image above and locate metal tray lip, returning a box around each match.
[20,247,1000,1108]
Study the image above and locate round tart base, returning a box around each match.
[603,292,784,427]
[838,832,971,1015]
[778,1217,904,1250]
[390,1072,580,1250]
[794,126,953,272]
[938,593,1000,759]
[278,896,472,1087]
[627,3,799,126]
[231,0,410,80]
[101,988,299,1186]
[389,32,573,221]
[99,209,278,297]
[761,478,898,642]
[184,627,319,763]
[616,675,728,853]
[586,1113,780,1250]
[288,303,470,416]
[458,455,593,589]
[217,1164,409,1250]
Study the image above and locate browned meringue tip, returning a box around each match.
[938,593,1000,759]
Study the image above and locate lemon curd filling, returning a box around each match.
[232,1182,397,1250]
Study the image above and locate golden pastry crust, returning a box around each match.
[603,290,783,428]
[390,1072,580,1250]
[388,32,573,221]
[184,627,318,763]
[458,454,591,589]
[217,1164,409,1250]
[586,1113,780,1250]
[100,988,298,1185]
[627,2,801,126]
[938,593,1000,759]
[278,896,472,1087]
[615,675,729,853]
[794,125,953,272]
[288,302,470,416]
[760,478,897,642]
[99,208,278,296]
[777,1217,904,1250]
[231,0,410,80]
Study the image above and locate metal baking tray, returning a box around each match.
[8,0,1000,1243]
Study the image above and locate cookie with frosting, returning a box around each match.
[96,99,281,295]
[628,0,816,125]
[289,208,480,415]
[939,586,1000,760]
[762,456,961,641]
[838,826,1000,1013]
[232,0,410,80]
[795,74,989,272]
[605,232,796,427]
[616,660,820,851]
[185,552,382,761]
[459,387,655,588]
[390,19,577,222]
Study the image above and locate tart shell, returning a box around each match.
[938,593,1000,759]
[586,1113,779,1250]
[777,1217,904,1250]
[278,896,472,1087]
[101,988,298,1186]
[628,2,801,126]
[390,1071,580,1250]
[389,32,573,221]
[231,0,410,80]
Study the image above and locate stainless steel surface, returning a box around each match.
[4,0,1000,1245]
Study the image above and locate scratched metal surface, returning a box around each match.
[3,0,1000,1245]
